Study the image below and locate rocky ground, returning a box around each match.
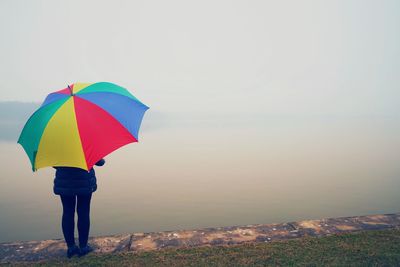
[1,212,399,264]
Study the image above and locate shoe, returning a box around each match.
[79,245,94,257]
[67,245,80,258]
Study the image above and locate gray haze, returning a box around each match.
[1,0,399,116]
[0,0,400,242]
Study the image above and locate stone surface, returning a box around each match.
[1,212,399,263]
[291,213,400,237]
[0,239,65,263]
[0,234,131,263]
[89,234,132,253]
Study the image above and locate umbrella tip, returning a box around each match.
[67,85,74,96]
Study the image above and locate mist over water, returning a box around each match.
[1,103,399,242]
[1,0,400,243]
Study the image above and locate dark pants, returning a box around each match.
[60,194,92,248]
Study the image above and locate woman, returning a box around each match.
[53,159,105,258]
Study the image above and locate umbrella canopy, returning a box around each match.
[18,82,149,171]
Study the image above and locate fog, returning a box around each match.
[0,102,399,242]
[1,0,399,242]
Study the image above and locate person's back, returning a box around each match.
[53,159,105,258]
[54,166,98,196]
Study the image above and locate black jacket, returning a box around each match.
[53,159,105,196]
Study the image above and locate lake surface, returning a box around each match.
[1,110,400,243]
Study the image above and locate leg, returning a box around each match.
[77,193,92,248]
[60,195,77,248]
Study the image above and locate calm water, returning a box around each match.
[1,111,400,243]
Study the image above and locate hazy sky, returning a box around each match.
[1,0,399,117]
[1,1,400,242]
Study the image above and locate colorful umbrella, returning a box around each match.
[18,82,149,171]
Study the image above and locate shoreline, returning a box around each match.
[1,212,399,263]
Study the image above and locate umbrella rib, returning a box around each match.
[73,94,139,140]
[18,97,70,171]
